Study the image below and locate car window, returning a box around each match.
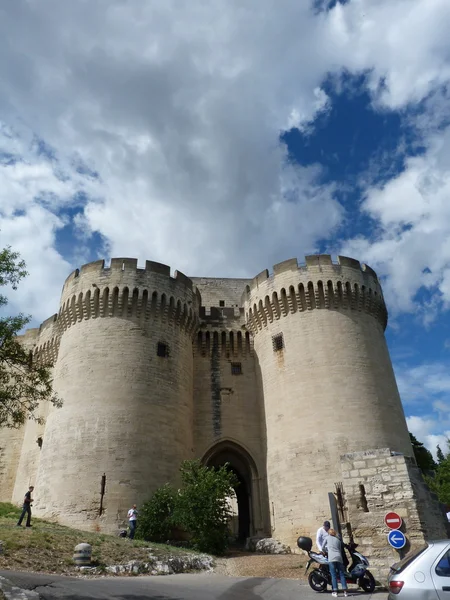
[391,545,428,573]
[436,550,450,578]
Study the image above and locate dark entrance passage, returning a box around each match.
[202,441,256,543]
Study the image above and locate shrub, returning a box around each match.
[173,460,239,555]
[137,484,177,543]
[137,461,239,555]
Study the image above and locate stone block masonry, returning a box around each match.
[340,448,448,582]
[0,254,447,554]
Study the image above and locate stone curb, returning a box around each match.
[0,575,39,600]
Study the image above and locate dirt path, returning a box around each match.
[214,550,308,580]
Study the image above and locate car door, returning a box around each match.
[431,544,450,600]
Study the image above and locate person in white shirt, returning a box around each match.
[316,520,331,551]
[127,504,138,540]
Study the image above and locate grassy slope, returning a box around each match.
[0,503,191,575]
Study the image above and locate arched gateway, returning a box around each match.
[202,440,264,542]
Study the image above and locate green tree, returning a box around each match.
[0,245,62,427]
[436,444,446,464]
[426,439,450,506]
[174,460,239,555]
[409,433,437,473]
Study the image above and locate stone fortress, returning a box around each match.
[0,254,447,574]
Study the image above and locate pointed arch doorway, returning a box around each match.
[202,440,262,543]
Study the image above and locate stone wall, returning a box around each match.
[341,448,449,582]
[192,278,270,537]
[190,277,251,310]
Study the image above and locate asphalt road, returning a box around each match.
[0,571,384,600]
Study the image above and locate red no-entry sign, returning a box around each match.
[385,512,402,530]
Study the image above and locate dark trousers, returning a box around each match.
[17,504,32,527]
[129,520,137,539]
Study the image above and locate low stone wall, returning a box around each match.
[340,448,448,582]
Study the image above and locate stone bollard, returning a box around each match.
[73,543,92,566]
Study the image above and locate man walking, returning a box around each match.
[17,486,34,528]
[127,504,138,539]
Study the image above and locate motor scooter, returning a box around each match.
[297,536,376,593]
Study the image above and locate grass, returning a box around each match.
[0,503,195,575]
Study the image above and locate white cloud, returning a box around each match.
[341,127,450,317]
[326,0,450,110]
[407,415,450,459]
[396,362,450,404]
[397,361,450,458]
[0,0,449,324]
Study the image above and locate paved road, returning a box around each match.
[0,571,384,600]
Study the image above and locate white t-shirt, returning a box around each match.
[127,508,138,521]
[316,527,329,551]
[447,511,450,522]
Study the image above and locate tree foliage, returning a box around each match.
[410,432,437,473]
[437,445,446,465]
[174,460,239,555]
[0,245,62,428]
[426,439,450,506]
[137,460,239,555]
[137,484,177,543]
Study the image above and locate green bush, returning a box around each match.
[174,460,238,555]
[137,484,177,543]
[137,460,239,555]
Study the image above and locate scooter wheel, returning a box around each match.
[358,571,376,593]
[308,570,327,592]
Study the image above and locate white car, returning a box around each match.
[388,540,450,600]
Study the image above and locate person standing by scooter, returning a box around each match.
[322,529,349,597]
[316,520,330,551]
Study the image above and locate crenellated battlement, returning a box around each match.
[244,255,380,294]
[242,254,387,333]
[62,258,195,298]
[16,321,61,367]
[57,257,201,336]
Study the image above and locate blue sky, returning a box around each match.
[1,0,450,455]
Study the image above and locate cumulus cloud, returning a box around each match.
[341,128,450,317]
[407,415,450,460]
[0,0,449,326]
[396,361,450,458]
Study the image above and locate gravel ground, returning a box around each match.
[214,550,308,580]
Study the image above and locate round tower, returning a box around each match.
[34,258,199,532]
[242,254,413,547]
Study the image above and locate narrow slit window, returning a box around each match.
[157,342,169,358]
[231,362,242,375]
[219,300,225,307]
[272,333,284,352]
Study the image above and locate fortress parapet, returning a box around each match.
[59,258,200,336]
[242,254,387,333]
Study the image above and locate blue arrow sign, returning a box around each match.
[388,530,406,549]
